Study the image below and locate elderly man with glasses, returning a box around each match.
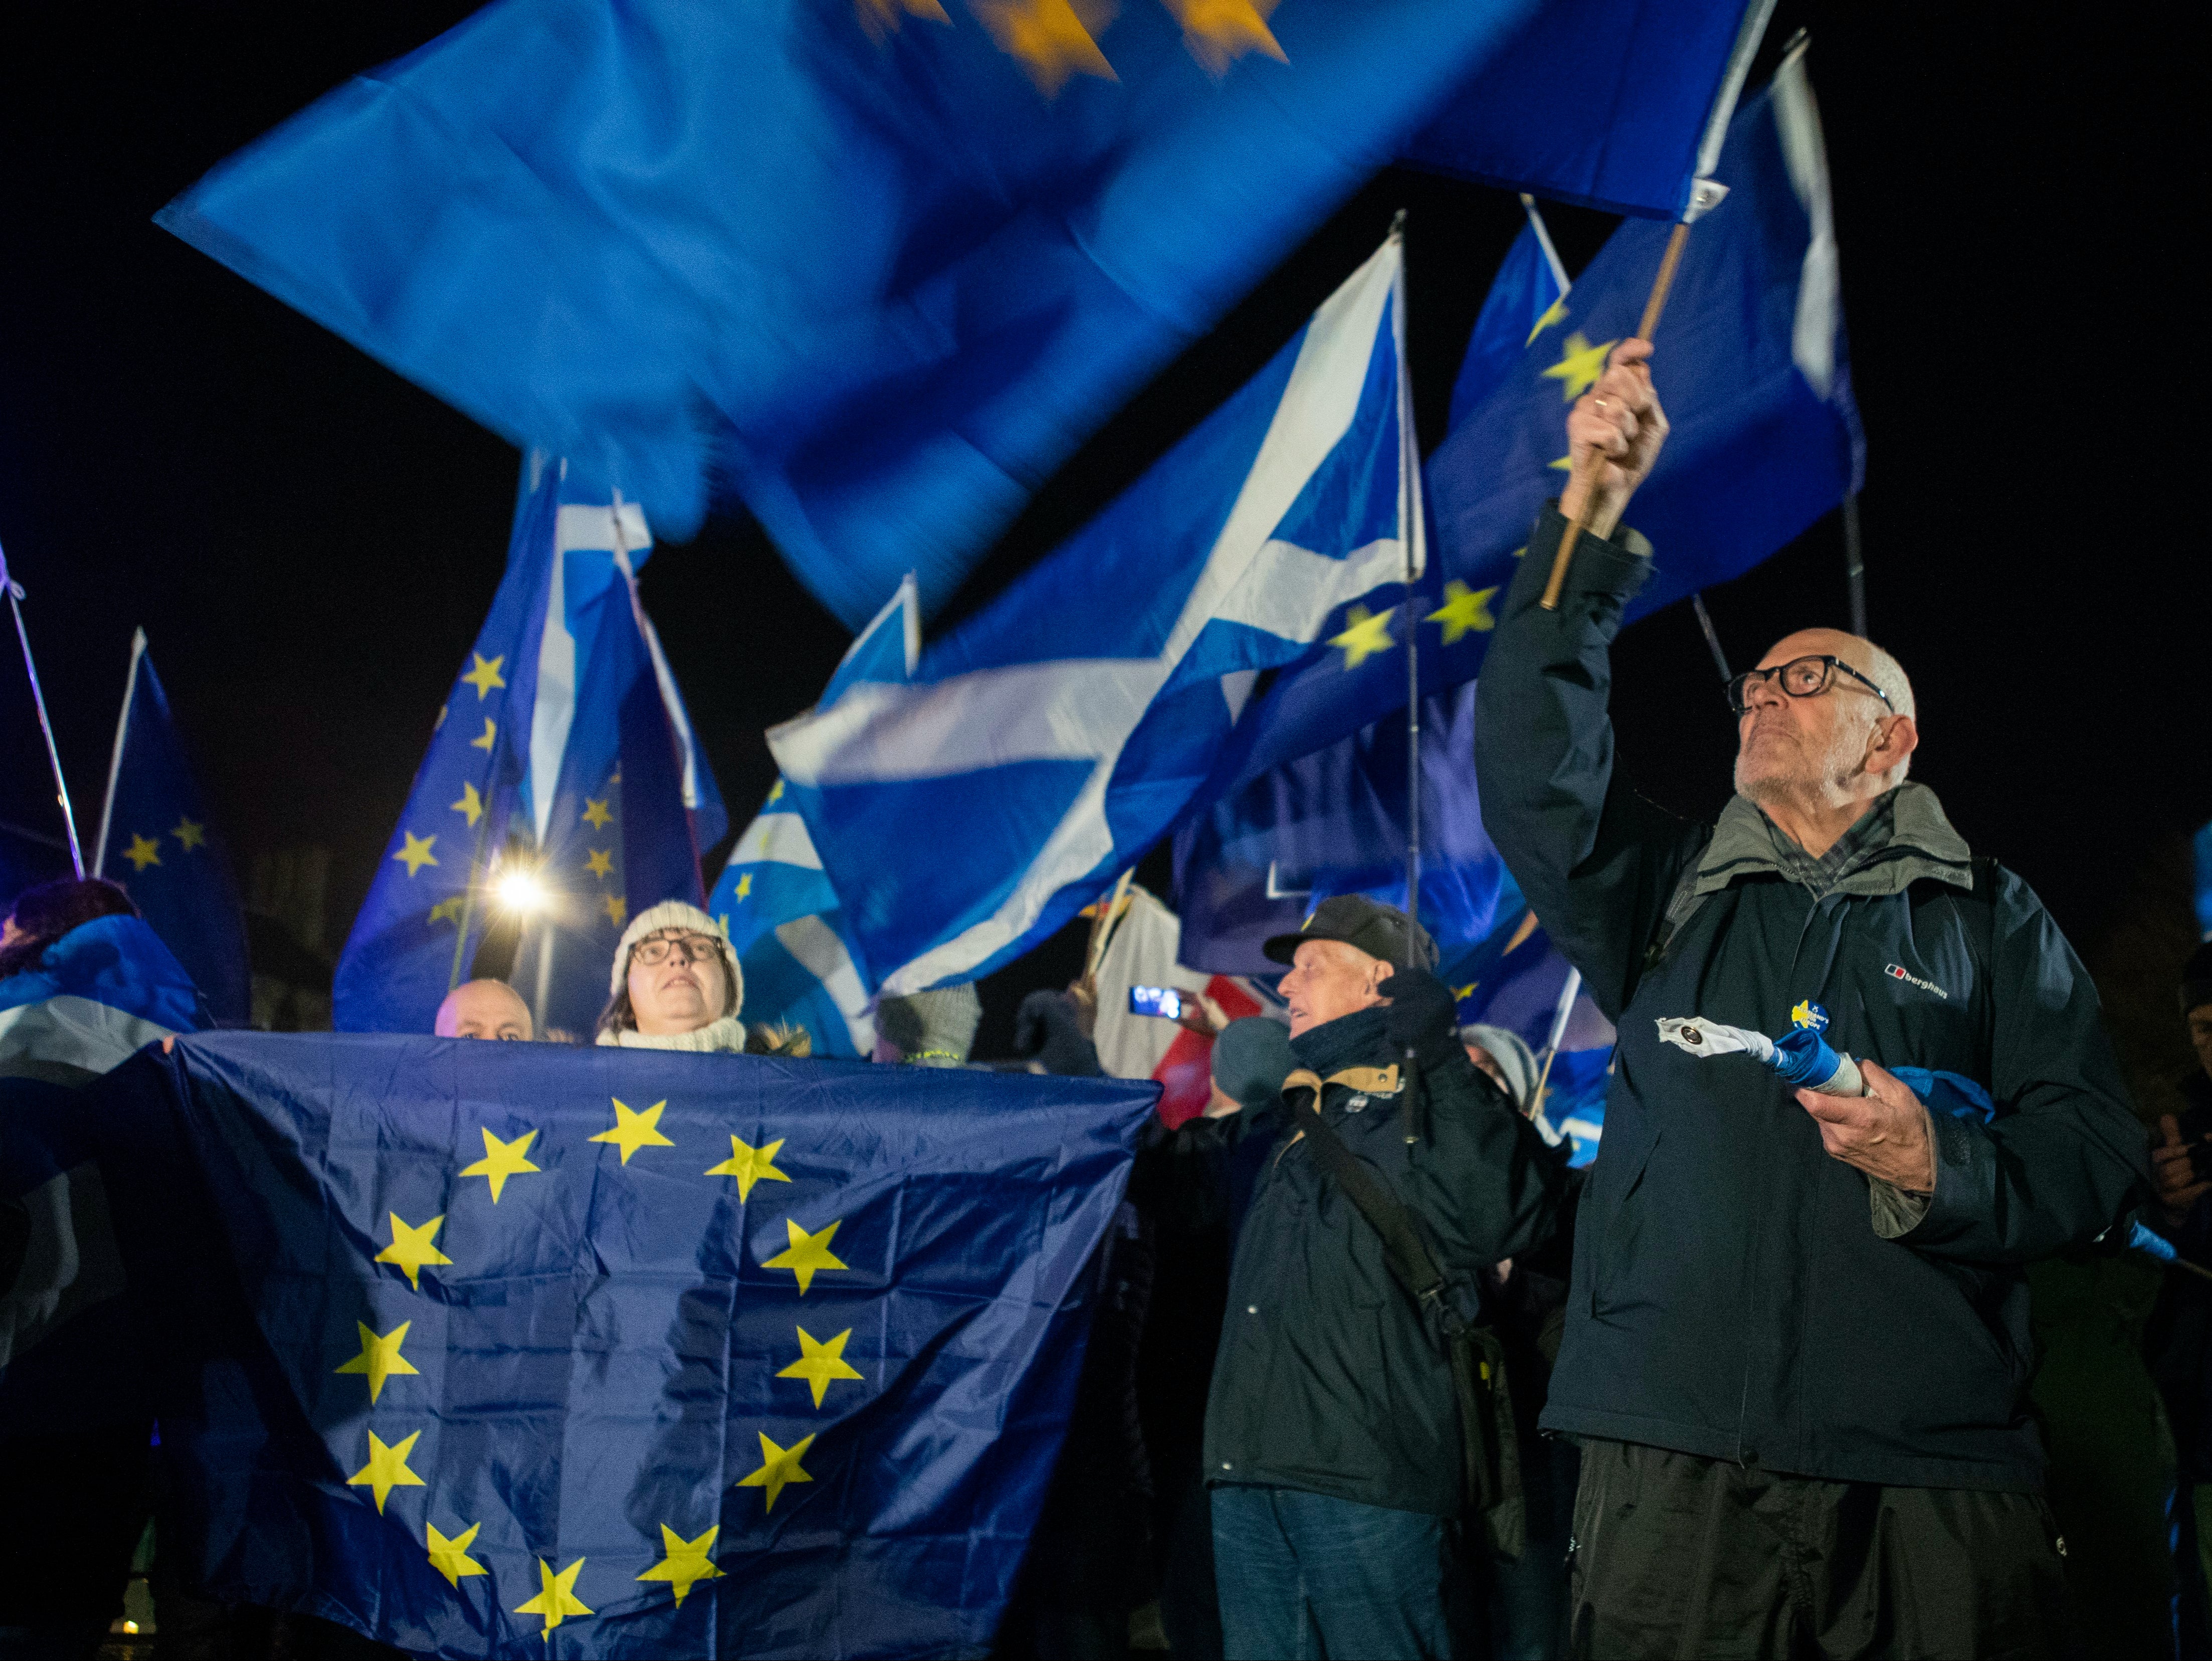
[1474,340,2148,1658]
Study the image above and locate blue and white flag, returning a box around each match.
[770,234,1421,994]
[334,454,724,1038]
[93,630,253,1023]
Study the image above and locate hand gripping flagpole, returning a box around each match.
[1537,0,1778,612]
[1,542,87,878]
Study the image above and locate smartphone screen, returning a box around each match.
[1127,985,1183,1020]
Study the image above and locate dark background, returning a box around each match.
[2,3,2202,1058]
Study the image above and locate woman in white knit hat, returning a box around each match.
[595,900,746,1052]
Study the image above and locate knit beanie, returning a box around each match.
[2183,941,2212,1021]
[875,983,982,1067]
[1459,1021,1540,1112]
[609,899,743,1019]
[1211,1017,1296,1112]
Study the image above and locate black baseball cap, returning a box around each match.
[1263,894,1438,970]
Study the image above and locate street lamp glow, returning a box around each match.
[492,867,550,915]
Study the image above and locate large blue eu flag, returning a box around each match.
[92,631,251,1023]
[94,1034,1155,1657]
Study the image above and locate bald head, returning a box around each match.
[435,978,533,1041]
[1734,628,1919,820]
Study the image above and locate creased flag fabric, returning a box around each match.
[154,0,1746,631]
[1214,49,1863,791]
[92,630,252,1024]
[770,234,1421,996]
[334,453,723,1039]
[91,1032,1156,1658]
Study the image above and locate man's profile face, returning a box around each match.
[1732,627,1889,804]
[2190,1005,2212,1082]
[435,979,533,1041]
[1280,939,1387,1039]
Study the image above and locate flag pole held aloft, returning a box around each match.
[1,544,86,878]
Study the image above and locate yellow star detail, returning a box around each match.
[468,717,497,754]
[451,782,484,828]
[1791,1000,1821,1029]
[172,817,207,852]
[334,1319,419,1403]
[778,1326,865,1409]
[393,832,439,878]
[736,1432,817,1513]
[763,1218,848,1295]
[1541,331,1616,402]
[120,833,162,872]
[460,1128,540,1203]
[426,1521,488,1589]
[603,893,628,928]
[590,1098,675,1165]
[706,1136,792,1201]
[1426,582,1499,645]
[766,779,784,804]
[975,0,1117,95]
[461,653,506,699]
[429,896,467,927]
[637,1524,723,1607]
[1526,294,1568,345]
[347,1428,426,1515]
[374,1211,454,1291]
[581,798,614,831]
[1453,983,1477,1002]
[1548,454,1572,471]
[855,0,950,43]
[1163,0,1284,75]
[734,871,753,901]
[584,848,614,879]
[1328,605,1396,670]
[514,1557,593,1636]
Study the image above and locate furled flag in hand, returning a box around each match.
[334,454,724,1038]
[770,232,1423,995]
[92,630,252,1022]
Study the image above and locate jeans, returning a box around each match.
[1210,1484,1453,1661]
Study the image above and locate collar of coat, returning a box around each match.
[1693,782,1972,900]
[1281,1063,1403,1110]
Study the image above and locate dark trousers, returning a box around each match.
[1211,1484,1453,1660]
[1568,1439,2074,1660]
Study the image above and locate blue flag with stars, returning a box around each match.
[334,453,725,1039]
[93,631,251,1023]
[90,1032,1155,1658]
[154,0,1753,630]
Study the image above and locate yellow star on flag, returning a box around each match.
[854,0,950,44]
[347,1428,426,1514]
[451,782,484,828]
[334,1319,419,1403]
[1548,454,1572,471]
[1541,331,1616,402]
[468,717,498,754]
[1425,581,1499,645]
[426,1521,488,1589]
[374,1211,454,1291]
[581,798,614,830]
[733,872,753,901]
[514,1557,593,1636]
[636,1524,723,1607]
[1453,983,1477,1002]
[706,1136,792,1200]
[429,896,467,927]
[778,1326,864,1409]
[123,834,162,871]
[393,832,439,877]
[975,0,1116,95]
[766,779,784,804]
[1163,0,1284,75]
[763,1218,848,1294]
[172,817,208,852]
[603,893,628,928]
[461,653,506,699]
[1526,294,1568,345]
[736,1431,817,1513]
[1328,605,1396,670]
[584,848,614,879]
[590,1098,675,1165]
[460,1127,541,1203]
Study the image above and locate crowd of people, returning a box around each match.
[2,347,2207,1661]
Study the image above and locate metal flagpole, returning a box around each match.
[1842,492,1867,636]
[1387,212,1430,1144]
[1529,966,1582,1121]
[93,627,149,879]
[1689,593,1732,684]
[1,543,87,877]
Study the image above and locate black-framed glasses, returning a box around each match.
[631,932,723,968]
[1726,654,1893,718]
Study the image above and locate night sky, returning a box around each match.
[2,3,2202,1047]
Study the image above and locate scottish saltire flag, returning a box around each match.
[334,453,724,1038]
[93,1033,1156,1658]
[770,233,1422,995]
[1447,201,1569,431]
[92,630,252,1023]
[1174,682,1507,976]
[1215,46,1863,789]
[155,0,1753,630]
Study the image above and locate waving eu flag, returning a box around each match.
[153,0,1757,630]
[1447,202,1570,432]
[93,1033,1155,1658]
[770,233,1422,995]
[92,632,251,1022]
[334,454,724,1038]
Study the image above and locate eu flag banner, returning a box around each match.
[1447,204,1569,433]
[92,630,252,1023]
[149,0,1736,630]
[1218,46,1862,789]
[92,1033,1155,1658]
[769,234,1421,996]
[334,453,724,1038]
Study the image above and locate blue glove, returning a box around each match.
[1380,966,1460,1067]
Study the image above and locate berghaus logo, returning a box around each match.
[1885,964,1948,999]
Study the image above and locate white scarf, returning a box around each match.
[595,1016,746,1054]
